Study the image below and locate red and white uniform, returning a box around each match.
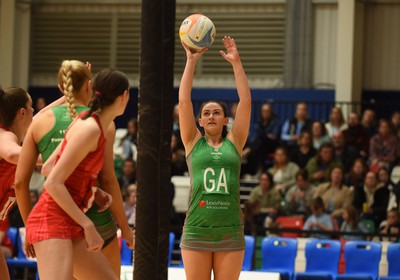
[26,113,105,243]
[0,125,17,231]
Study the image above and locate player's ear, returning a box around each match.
[198,118,204,127]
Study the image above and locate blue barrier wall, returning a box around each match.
[28,87,335,129]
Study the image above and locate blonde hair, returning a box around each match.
[57,60,91,119]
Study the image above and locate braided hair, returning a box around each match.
[57,60,91,119]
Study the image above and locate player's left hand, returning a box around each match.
[94,188,112,212]
[121,226,135,249]
[24,236,36,258]
[220,36,241,64]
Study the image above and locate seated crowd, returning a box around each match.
[3,101,400,260]
[238,103,400,241]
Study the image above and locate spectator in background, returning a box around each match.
[121,118,138,161]
[306,143,341,185]
[268,147,299,194]
[343,112,370,158]
[248,172,281,218]
[8,203,24,228]
[332,131,358,173]
[325,107,348,138]
[171,104,184,153]
[361,109,378,137]
[303,197,334,239]
[243,103,280,172]
[30,190,39,207]
[379,208,400,242]
[227,102,238,131]
[289,131,316,169]
[313,166,353,219]
[35,97,47,113]
[0,221,13,259]
[369,119,399,172]
[285,169,315,216]
[311,121,331,150]
[359,171,389,227]
[280,102,312,148]
[172,103,180,133]
[118,159,136,193]
[341,206,367,241]
[124,184,137,226]
[391,111,400,139]
[345,158,367,190]
[243,200,263,236]
[378,167,400,211]
[171,133,187,176]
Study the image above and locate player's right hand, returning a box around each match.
[84,223,104,252]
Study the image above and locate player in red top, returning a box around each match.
[26,69,130,280]
[0,87,66,280]
[0,87,33,280]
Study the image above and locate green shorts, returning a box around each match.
[86,203,117,248]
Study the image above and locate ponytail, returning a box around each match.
[82,69,129,120]
[57,60,91,119]
[61,62,78,119]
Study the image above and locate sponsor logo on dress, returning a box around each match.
[211,148,222,162]
[203,200,231,210]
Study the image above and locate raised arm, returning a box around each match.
[223,37,252,153]
[98,122,134,249]
[44,120,104,251]
[178,44,207,154]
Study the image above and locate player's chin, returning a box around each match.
[204,126,222,133]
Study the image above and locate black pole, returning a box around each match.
[135,0,175,279]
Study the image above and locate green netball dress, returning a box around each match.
[37,105,117,245]
[180,137,245,251]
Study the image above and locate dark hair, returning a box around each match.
[378,166,390,176]
[259,171,273,185]
[127,118,138,128]
[344,206,359,229]
[275,146,288,155]
[329,165,345,186]
[260,103,274,120]
[296,169,309,181]
[124,158,136,166]
[311,197,325,211]
[312,120,327,136]
[83,69,129,119]
[388,208,400,216]
[0,87,29,127]
[198,100,228,138]
[378,118,393,134]
[318,142,334,153]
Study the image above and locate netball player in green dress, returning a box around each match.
[179,36,251,280]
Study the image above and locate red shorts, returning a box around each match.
[26,194,84,244]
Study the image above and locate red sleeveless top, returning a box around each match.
[0,125,17,230]
[26,113,106,242]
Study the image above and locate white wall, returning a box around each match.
[312,3,337,89]
[13,2,31,90]
[363,3,400,90]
